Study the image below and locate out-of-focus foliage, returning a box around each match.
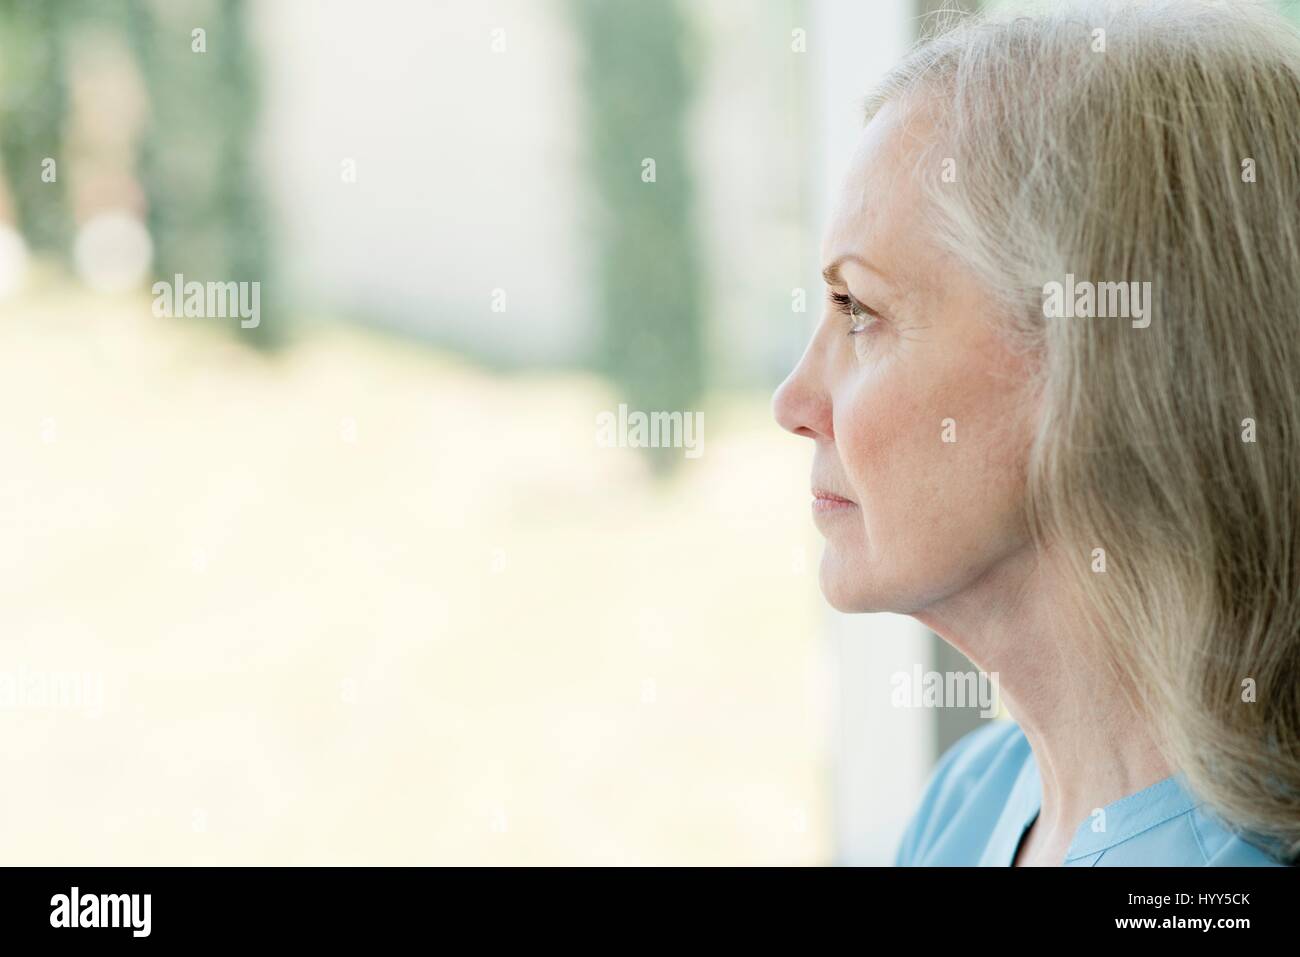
[0,0,280,347]
[129,0,281,348]
[571,0,706,476]
[0,0,73,252]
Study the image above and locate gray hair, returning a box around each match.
[869,0,1300,862]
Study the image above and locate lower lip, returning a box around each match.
[811,496,857,515]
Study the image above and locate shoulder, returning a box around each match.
[1086,799,1294,867]
[894,718,1029,866]
[1190,809,1294,867]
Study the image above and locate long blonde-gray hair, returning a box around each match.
[869,0,1300,862]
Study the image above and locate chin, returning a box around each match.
[817,545,943,616]
[818,549,891,614]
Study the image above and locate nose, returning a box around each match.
[772,342,833,441]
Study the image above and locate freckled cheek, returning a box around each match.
[833,373,944,509]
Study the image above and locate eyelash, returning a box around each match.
[829,291,879,335]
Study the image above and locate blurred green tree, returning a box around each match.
[129,0,282,348]
[0,0,280,349]
[0,0,73,254]
[571,0,706,476]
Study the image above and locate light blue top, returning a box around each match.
[895,718,1289,866]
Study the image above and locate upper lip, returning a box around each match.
[811,487,855,504]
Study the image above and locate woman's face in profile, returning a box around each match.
[773,101,1038,616]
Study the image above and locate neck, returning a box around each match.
[914,544,1173,861]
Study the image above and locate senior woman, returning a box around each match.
[774,0,1300,866]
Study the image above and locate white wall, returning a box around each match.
[253,0,593,365]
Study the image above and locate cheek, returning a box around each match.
[834,356,1030,558]
[834,365,948,524]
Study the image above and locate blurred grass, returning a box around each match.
[0,280,827,864]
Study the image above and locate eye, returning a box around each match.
[829,291,879,335]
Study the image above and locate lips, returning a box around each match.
[811,487,857,512]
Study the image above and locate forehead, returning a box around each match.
[821,102,935,281]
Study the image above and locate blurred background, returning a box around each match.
[3,0,1296,865]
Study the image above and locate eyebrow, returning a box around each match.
[821,254,894,289]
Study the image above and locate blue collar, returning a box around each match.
[1019,753,1200,862]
